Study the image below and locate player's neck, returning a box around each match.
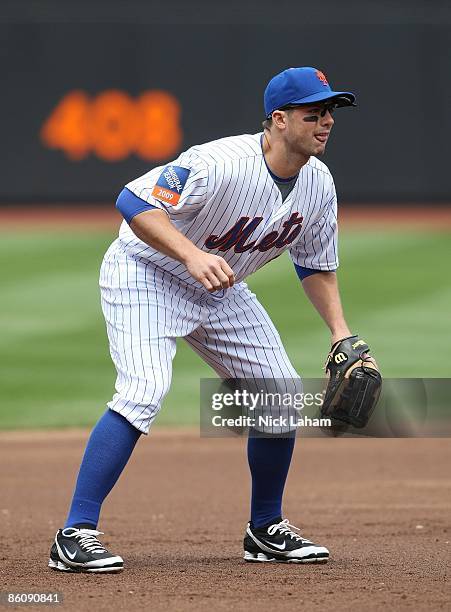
[262,131,309,179]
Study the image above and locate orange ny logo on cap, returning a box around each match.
[316,70,329,86]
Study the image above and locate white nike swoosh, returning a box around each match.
[63,546,77,560]
[260,539,286,550]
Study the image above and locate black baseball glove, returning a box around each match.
[321,335,382,428]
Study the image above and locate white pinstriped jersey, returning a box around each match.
[121,132,338,286]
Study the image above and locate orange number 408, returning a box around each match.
[40,90,183,162]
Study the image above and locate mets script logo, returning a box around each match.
[316,70,329,86]
[205,213,303,253]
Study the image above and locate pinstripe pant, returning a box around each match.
[100,242,300,434]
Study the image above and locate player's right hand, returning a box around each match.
[185,251,235,292]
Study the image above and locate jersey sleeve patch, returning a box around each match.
[151,165,191,206]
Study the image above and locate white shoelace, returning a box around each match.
[267,519,312,543]
[68,528,107,553]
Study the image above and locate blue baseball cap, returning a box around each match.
[264,67,356,118]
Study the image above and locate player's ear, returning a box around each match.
[271,110,288,130]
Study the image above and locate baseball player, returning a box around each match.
[48,67,362,572]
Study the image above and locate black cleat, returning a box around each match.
[244,518,329,564]
[48,528,124,573]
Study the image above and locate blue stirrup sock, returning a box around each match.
[247,431,296,528]
[65,409,141,529]
[65,411,294,530]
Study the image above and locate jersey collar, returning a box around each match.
[260,134,299,184]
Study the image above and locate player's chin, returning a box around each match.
[311,140,327,155]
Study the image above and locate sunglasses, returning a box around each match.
[267,97,355,121]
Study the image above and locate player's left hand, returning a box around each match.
[321,335,382,428]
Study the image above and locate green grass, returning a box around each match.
[0,228,449,430]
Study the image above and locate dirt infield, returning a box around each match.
[1,430,450,611]
[0,205,451,230]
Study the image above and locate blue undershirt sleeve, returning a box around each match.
[294,263,336,281]
[116,187,158,224]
